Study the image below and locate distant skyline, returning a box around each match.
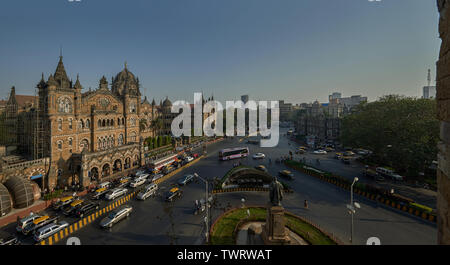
[0,0,440,104]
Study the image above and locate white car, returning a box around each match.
[313,150,327,155]
[252,153,265,159]
[185,156,194,162]
[33,221,69,242]
[105,188,128,200]
[129,178,146,188]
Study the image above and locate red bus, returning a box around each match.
[149,154,178,173]
[219,147,249,161]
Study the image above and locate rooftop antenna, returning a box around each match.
[427,69,431,87]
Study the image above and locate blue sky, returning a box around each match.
[0,0,440,104]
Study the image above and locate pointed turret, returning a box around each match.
[151,98,156,106]
[99,76,108,90]
[47,74,58,87]
[54,55,71,88]
[74,74,83,90]
[37,73,46,89]
[7,86,17,104]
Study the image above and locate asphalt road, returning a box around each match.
[51,130,437,245]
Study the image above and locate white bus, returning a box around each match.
[219,147,249,161]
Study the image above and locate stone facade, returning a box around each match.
[0,57,173,190]
[295,100,341,143]
[437,0,450,244]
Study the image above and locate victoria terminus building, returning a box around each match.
[0,56,177,197]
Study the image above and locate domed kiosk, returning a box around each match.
[0,183,12,216]
[4,176,34,209]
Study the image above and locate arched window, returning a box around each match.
[69,118,73,129]
[86,119,90,129]
[68,138,73,146]
[57,140,63,150]
[130,132,136,142]
[107,119,110,127]
[118,134,124,146]
[117,118,120,126]
[58,119,62,131]
[102,120,106,127]
[122,117,124,125]
[80,139,89,152]
[98,139,101,150]
[98,120,101,128]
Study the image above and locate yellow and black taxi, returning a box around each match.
[325,147,335,152]
[165,187,183,202]
[342,156,352,164]
[335,152,343,159]
[22,215,58,236]
[52,195,75,211]
[62,199,85,216]
[279,170,294,180]
[255,165,268,173]
[91,187,109,200]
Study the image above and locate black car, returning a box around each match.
[278,170,294,180]
[0,231,20,245]
[165,187,183,202]
[75,202,100,218]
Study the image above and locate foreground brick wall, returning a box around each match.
[437,0,450,244]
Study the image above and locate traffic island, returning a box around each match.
[209,207,340,245]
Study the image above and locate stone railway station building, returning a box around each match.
[0,57,178,197]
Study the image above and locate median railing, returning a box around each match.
[284,160,437,223]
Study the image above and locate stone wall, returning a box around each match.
[437,0,450,245]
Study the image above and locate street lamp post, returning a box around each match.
[349,177,359,244]
[194,173,209,243]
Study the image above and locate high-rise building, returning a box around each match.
[241,95,249,104]
[423,69,436,99]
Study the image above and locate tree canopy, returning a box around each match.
[340,95,439,177]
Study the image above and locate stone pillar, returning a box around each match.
[437,0,450,244]
[80,154,90,188]
[261,204,290,245]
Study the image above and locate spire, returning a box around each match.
[152,98,156,106]
[124,61,128,71]
[54,54,70,88]
[47,74,58,86]
[74,74,82,89]
[7,86,18,106]
[37,73,46,88]
[99,76,108,90]
[427,69,431,87]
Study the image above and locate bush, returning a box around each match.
[43,189,63,201]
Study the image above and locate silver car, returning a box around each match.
[105,188,128,200]
[137,184,158,200]
[33,221,69,242]
[99,205,133,228]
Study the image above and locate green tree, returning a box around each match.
[158,135,163,147]
[340,95,439,177]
